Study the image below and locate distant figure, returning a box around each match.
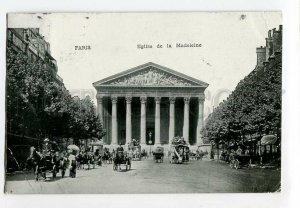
[60,152,68,178]
[236,146,243,156]
[132,138,137,146]
[26,146,42,173]
[68,151,77,178]
[229,149,235,161]
[116,144,124,152]
[199,150,204,160]
[210,150,215,159]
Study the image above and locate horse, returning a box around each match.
[26,147,42,174]
[141,149,148,159]
[102,151,112,164]
[82,152,93,170]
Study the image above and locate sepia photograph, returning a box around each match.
[5,12,282,194]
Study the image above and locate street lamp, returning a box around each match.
[149,131,152,156]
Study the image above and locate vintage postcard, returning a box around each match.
[5,12,282,194]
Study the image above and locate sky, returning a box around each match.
[7,12,282,118]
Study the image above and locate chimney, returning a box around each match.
[256,46,266,66]
[272,30,282,55]
[272,28,276,36]
[279,25,282,31]
[268,30,272,38]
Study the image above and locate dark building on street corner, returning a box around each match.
[255,25,282,67]
[6,28,66,170]
[7,28,64,86]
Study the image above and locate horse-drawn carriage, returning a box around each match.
[189,150,204,160]
[102,147,113,164]
[128,140,142,161]
[90,140,104,166]
[169,137,190,164]
[113,150,131,171]
[170,144,190,164]
[227,144,253,169]
[229,154,251,169]
[27,139,65,181]
[153,146,164,163]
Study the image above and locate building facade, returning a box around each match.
[93,62,209,149]
[256,25,282,67]
[7,28,64,85]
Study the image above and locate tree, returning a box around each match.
[204,55,282,144]
[6,46,106,148]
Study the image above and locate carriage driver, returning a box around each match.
[117,143,124,152]
[115,143,125,164]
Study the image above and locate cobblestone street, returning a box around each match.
[5,157,280,194]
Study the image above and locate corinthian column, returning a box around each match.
[183,97,190,143]
[155,97,161,145]
[168,97,176,144]
[140,97,147,145]
[96,94,103,122]
[125,96,132,145]
[111,96,118,145]
[196,94,205,145]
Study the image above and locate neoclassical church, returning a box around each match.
[93,62,208,149]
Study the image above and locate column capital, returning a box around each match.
[184,97,190,104]
[155,97,161,104]
[198,94,205,102]
[125,96,132,104]
[96,94,103,101]
[169,97,176,104]
[140,96,147,104]
[111,96,118,104]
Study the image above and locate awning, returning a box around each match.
[261,135,277,145]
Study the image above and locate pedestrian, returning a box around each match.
[210,149,214,159]
[68,150,77,178]
[60,152,68,178]
[26,146,42,174]
[236,146,243,156]
[199,150,204,160]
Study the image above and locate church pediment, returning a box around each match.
[93,62,209,88]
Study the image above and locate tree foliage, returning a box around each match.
[6,46,105,146]
[204,55,282,144]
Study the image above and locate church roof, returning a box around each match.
[93,62,209,88]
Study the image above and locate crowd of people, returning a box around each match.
[25,142,151,181]
[219,146,250,163]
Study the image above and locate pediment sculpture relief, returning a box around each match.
[108,68,193,86]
